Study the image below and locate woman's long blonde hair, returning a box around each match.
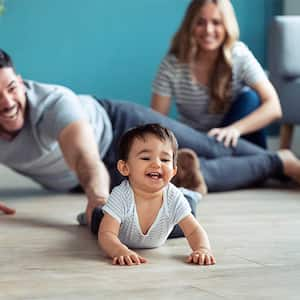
[169,0,239,113]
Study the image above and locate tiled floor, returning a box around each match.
[0,134,300,300]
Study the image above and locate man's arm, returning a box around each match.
[58,120,110,224]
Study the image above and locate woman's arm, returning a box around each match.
[99,213,147,266]
[179,214,216,265]
[208,79,282,147]
[232,79,282,135]
[151,93,172,115]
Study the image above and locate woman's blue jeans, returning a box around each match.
[95,98,284,239]
[97,98,283,193]
[222,89,267,149]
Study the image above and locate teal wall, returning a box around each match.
[232,0,282,71]
[0,0,282,106]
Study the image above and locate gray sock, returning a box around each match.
[76,212,88,226]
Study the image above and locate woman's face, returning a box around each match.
[192,2,226,53]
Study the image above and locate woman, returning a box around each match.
[151,0,281,148]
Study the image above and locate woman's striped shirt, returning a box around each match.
[152,41,267,132]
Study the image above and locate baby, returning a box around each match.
[90,123,215,266]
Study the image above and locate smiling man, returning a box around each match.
[0,49,204,228]
[1,48,300,226]
[0,49,111,221]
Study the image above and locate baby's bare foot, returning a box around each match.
[277,149,300,184]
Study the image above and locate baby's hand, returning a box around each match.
[112,250,147,266]
[187,248,216,265]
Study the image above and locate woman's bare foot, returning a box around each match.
[277,149,300,184]
[172,148,208,195]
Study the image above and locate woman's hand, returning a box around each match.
[187,248,216,265]
[0,202,16,215]
[208,126,241,147]
[112,250,147,266]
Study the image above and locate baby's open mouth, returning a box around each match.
[146,172,162,179]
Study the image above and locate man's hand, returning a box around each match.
[187,248,216,265]
[208,126,241,147]
[112,249,147,266]
[85,193,107,225]
[0,202,16,215]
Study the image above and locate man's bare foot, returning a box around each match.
[277,149,300,184]
[172,148,208,195]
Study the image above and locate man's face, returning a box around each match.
[0,67,27,140]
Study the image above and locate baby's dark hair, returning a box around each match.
[118,123,178,166]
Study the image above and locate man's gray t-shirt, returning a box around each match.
[0,80,113,191]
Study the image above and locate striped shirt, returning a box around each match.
[102,180,191,249]
[152,41,267,132]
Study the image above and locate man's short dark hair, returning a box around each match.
[0,49,15,70]
[118,123,178,166]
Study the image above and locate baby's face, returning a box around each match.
[119,134,177,193]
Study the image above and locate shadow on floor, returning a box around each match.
[0,187,61,199]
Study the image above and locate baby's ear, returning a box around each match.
[117,160,129,176]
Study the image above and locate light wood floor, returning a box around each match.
[1,134,300,300]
